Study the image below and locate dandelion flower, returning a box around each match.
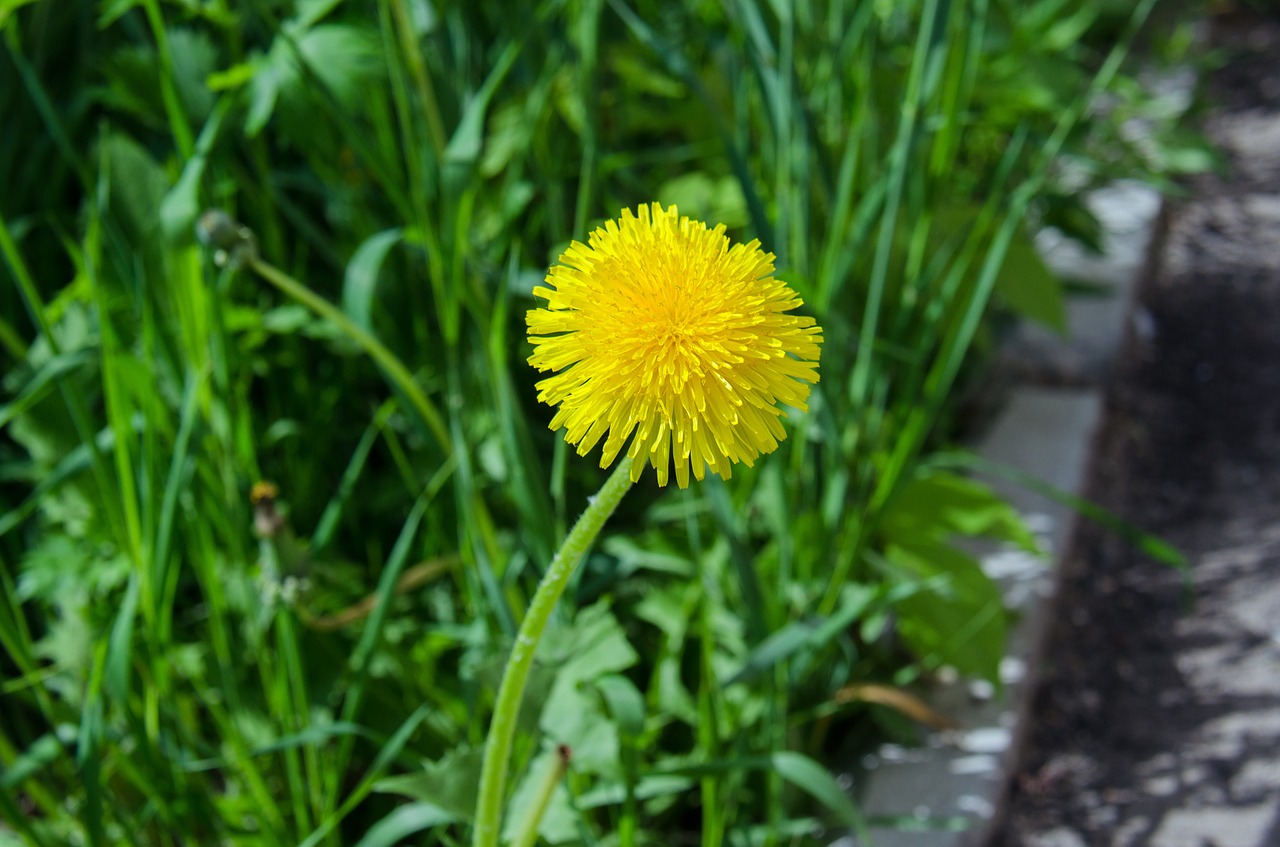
[527,202,822,488]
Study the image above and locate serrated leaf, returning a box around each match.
[540,601,638,683]
[374,747,482,821]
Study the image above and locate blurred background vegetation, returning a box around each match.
[0,0,1208,844]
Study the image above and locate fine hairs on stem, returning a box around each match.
[471,458,636,847]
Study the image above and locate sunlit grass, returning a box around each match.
[0,0,1199,844]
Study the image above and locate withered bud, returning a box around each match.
[251,480,285,539]
[197,209,258,269]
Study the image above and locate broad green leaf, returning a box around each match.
[600,535,693,577]
[102,133,168,252]
[537,605,636,775]
[342,229,403,333]
[104,574,140,703]
[633,587,691,640]
[1152,131,1220,175]
[375,747,483,821]
[540,601,638,683]
[352,803,455,847]
[885,538,1006,682]
[542,691,618,775]
[247,24,376,136]
[479,103,530,177]
[594,674,645,737]
[771,751,866,829]
[882,470,1040,553]
[160,103,227,241]
[245,54,283,137]
[291,24,378,108]
[652,654,698,725]
[995,233,1067,333]
[159,158,204,243]
[168,28,218,121]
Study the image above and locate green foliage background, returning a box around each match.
[0,0,1204,844]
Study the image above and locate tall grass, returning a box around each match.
[0,0,1192,844]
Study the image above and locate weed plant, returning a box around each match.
[0,0,1204,844]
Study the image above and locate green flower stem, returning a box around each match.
[511,744,571,847]
[473,458,636,847]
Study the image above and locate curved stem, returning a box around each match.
[472,458,636,847]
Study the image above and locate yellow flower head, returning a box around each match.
[526,203,823,488]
